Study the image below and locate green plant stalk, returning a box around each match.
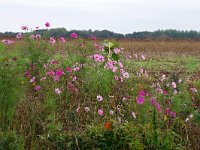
[153,107,158,149]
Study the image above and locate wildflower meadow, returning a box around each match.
[0,22,200,150]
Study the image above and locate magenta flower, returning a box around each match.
[165,108,171,115]
[97,95,103,102]
[35,26,40,30]
[34,85,41,91]
[55,69,64,77]
[66,67,72,72]
[25,70,31,78]
[139,91,145,97]
[155,103,162,113]
[20,26,28,30]
[60,37,66,43]
[136,96,145,104]
[46,70,55,76]
[91,36,97,40]
[171,111,176,118]
[45,22,50,28]
[149,97,156,105]
[98,109,104,116]
[71,32,78,38]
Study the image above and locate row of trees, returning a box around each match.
[1,28,200,39]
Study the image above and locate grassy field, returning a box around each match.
[0,37,200,149]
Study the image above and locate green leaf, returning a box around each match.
[112,53,119,61]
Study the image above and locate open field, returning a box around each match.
[0,36,200,149]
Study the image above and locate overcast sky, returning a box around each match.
[0,0,200,33]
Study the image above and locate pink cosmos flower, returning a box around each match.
[25,70,31,78]
[191,87,197,93]
[2,39,14,44]
[120,68,125,74]
[84,107,90,112]
[122,72,129,79]
[72,76,77,81]
[141,54,146,60]
[20,26,28,30]
[114,76,119,81]
[43,64,48,69]
[178,79,182,83]
[155,103,162,112]
[71,32,78,38]
[171,82,177,88]
[97,95,103,102]
[114,48,120,54]
[136,96,145,104]
[60,37,65,43]
[49,37,56,44]
[173,89,178,95]
[76,106,81,112]
[35,26,40,30]
[140,68,144,74]
[16,33,23,39]
[93,54,105,62]
[98,109,104,116]
[118,61,123,68]
[73,67,80,72]
[55,88,61,94]
[46,70,55,76]
[50,59,57,65]
[112,67,117,73]
[45,22,50,28]
[30,77,36,83]
[35,34,41,40]
[30,64,36,70]
[34,85,41,91]
[171,111,176,118]
[149,97,156,105]
[109,110,114,115]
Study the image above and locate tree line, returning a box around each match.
[1,28,200,39]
